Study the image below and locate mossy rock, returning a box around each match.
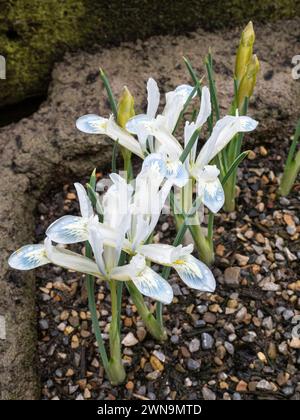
[0,0,299,107]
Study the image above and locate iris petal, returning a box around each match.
[198,177,225,213]
[132,266,174,304]
[8,244,49,270]
[76,114,107,134]
[173,254,216,292]
[46,215,89,244]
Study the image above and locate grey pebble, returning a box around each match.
[201,332,214,350]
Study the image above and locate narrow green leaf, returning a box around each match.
[179,127,201,163]
[222,150,250,186]
[112,139,119,173]
[183,56,202,98]
[99,67,118,118]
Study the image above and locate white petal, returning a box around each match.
[106,115,144,158]
[138,243,193,265]
[111,254,146,281]
[76,114,107,134]
[197,169,224,213]
[125,114,151,135]
[88,220,107,276]
[195,86,211,128]
[147,78,160,118]
[236,115,258,132]
[163,84,194,132]
[46,215,89,244]
[173,254,216,292]
[8,244,49,270]
[142,153,167,178]
[165,159,189,187]
[149,115,183,159]
[44,238,101,277]
[74,183,93,218]
[132,265,173,304]
[196,115,258,168]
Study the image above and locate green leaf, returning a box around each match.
[221,150,250,186]
[112,139,119,173]
[89,168,97,191]
[183,56,202,98]
[99,67,118,118]
[179,127,201,164]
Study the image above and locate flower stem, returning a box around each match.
[126,281,167,342]
[86,275,110,375]
[189,223,215,266]
[108,280,126,385]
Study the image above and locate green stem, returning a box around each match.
[278,151,300,196]
[189,224,214,265]
[127,281,167,342]
[108,280,126,385]
[86,275,110,375]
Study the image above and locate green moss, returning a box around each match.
[0,0,299,106]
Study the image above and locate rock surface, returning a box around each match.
[0,19,299,399]
[0,1,299,106]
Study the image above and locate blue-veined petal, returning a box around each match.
[110,254,146,281]
[132,265,174,304]
[172,254,216,292]
[197,166,224,213]
[44,238,102,278]
[165,159,189,187]
[76,114,107,134]
[8,244,49,270]
[46,215,89,244]
[125,114,152,135]
[142,153,167,178]
[74,183,93,218]
[236,115,258,132]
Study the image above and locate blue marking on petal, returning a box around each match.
[126,114,151,134]
[173,255,216,292]
[8,244,49,270]
[46,215,88,244]
[76,114,107,134]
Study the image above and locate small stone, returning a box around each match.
[286,225,296,235]
[224,267,240,286]
[150,355,164,372]
[262,316,273,330]
[187,359,201,371]
[256,379,275,392]
[202,387,216,400]
[236,380,248,392]
[242,331,257,343]
[122,332,138,347]
[288,281,300,292]
[196,305,207,314]
[57,322,66,332]
[259,146,268,156]
[216,244,225,257]
[60,310,69,321]
[267,342,277,360]
[161,222,169,232]
[257,352,267,363]
[71,335,79,349]
[185,377,193,387]
[153,350,166,363]
[66,192,76,200]
[282,309,294,321]
[137,327,147,342]
[203,312,216,324]
[39,319,49,330]
[235,254,249,266]
[83,388,91,399]
[125,381,134,391]
[146,370,161,381]
[189,338,200,353]
[276,372,289,386]
[289,337,300,349]
[201,333,214,350]
[284,247,297,262]
[224,341,234,355]
[171,335,179,344]
[236,307,247,322]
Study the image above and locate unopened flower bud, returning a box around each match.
[117,86,135,129]
[235,21,255,83]
[237,54,260,110]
